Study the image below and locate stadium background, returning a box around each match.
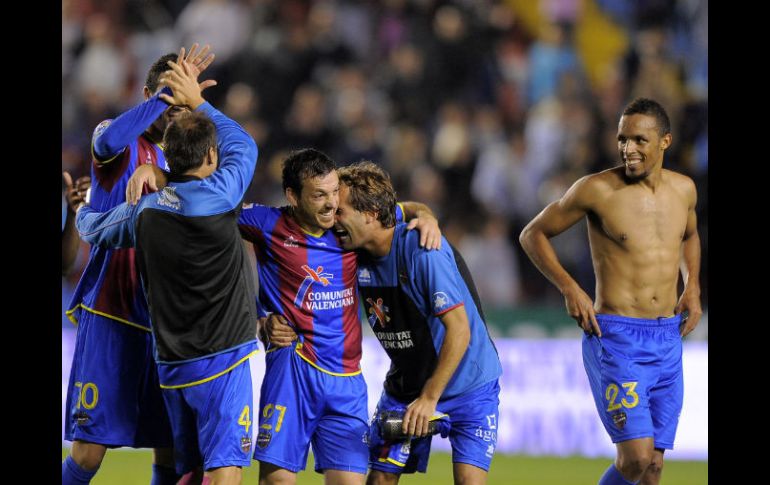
[61,0,708,482]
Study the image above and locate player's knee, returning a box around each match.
[366,471,399,485]
[206,465,242,485]
[258,462,296,485]
[643,455,664,481]
[617,453,653,480]
[71,441,107,471]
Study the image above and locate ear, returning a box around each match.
[143,86,152,101]
[365,211,378,224]
[660,133,672,151]
[285,187,299,207]
[207,146,217,166]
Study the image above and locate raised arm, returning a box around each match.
[93,43,217,164]
[400,201,441,250]
[519,176,601,336]
[675,179,702,337]
[160,60,257,206]
[91,90,172,164]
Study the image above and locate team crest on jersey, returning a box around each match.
[241,436,252,453]
[293,265,333,307]
[283,235,299,247]
[433,292,449,311]
[358,268,371,283]
[612,411,627,430]
[366,297,390,328]
[157,186,181,210]
[92,119,111,140]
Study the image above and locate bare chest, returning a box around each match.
[591,189,688,249]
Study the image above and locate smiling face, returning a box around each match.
[333,183,371,250]
[286,171,340,234]
[617,113,671,181]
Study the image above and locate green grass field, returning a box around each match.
[62,448,707,484]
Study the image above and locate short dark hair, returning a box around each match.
[163,112,217,175]
[622,98,671,136]
[282,148,336,195]
[146,53,177,93]
[337,161,397,228]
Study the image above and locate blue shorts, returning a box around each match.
[582,314,684,449]
[368,379,500,474]
[252,346,369,475]
[160,345,257,474]
[64,312,172,448]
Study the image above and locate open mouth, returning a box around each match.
[333,225,349,241]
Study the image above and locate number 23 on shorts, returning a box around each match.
[605,382,639,411]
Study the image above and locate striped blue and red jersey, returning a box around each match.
[67,119,166,331]
[238,205,361,375]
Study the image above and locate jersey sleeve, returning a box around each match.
[238,203,274,242]
[198,102,258,210]
[92,87,172,164]
[75,203,139,249]
[395,202,405,223]
[412,241,465,317]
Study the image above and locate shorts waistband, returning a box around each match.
[595,313,682,327]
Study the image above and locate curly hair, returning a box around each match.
[337,161,397,228]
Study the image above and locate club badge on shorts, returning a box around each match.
[612,411,627,430]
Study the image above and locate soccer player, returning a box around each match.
[519,98,702,485]
[62,45,215,485]
[238,150,441,485]
[75,58,259,485]
[331,161,503,485]
[125,151,440,485]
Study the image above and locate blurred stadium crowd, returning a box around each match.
[62,0,707,317]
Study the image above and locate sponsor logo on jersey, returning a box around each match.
[366,297,390,328]
[293,265,356,311]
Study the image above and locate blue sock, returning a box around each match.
[598,464,638,485]
[62,455,98,485]
[151,463,182,485]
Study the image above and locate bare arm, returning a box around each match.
[126,164,168,205]
[402,305,470,437]
[62,173,90,275]
[519,176,601,336]
[400,201,441,250]
[675,181,702,336]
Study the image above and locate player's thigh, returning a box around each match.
[312,373,369,475]
[254,348,323,472]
